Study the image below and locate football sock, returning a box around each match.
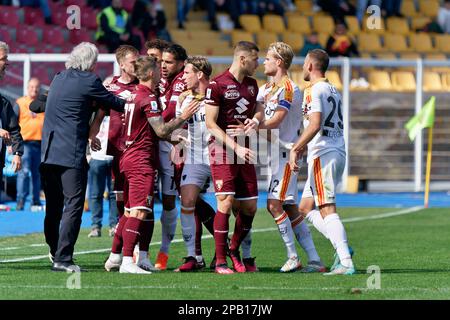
[111,214,128,254]
[122,217,143,257]
[181,206,196,257]
[195,213,203,256]
[275,212,297,259]
[138,218,154,252]
[324,213,353,268]
[108,252,121,262]
[160,208,178,254]
[230,213,254,252]
[306,209,329,240]
[213,211,229,265]
[294,221,321,263]
[122,256,134,266]
[196,197,215,235]
[137,250,148,264]
[241,230,252,259]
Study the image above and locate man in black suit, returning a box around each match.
[40,42,126,272]
[0,41,23,195]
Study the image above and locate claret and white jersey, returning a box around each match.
[256,76,302,150]
[302,78,346,163]
[175,91,210,165]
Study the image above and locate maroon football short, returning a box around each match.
[109,147,125,193]
[210,163,258,200]
[122,167,156,212]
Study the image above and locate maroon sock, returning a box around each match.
[139,218,154,252]
[196,197,215,235]
[214,211,230,265]
[230,213,254,252]
[195,213,203,256]
[117,201,125,218]
[111,214,128,254]
[122,217,143,257]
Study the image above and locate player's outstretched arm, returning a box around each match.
[258,107,288,130]
[148,99,199,139]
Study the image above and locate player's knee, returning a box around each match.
[267,200,282,216]
[162,195,176,210]
[217,195,233,213]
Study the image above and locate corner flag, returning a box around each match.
[405,96,435,141]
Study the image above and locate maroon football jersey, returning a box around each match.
[103,76,138,154]
[205,70,258,163]
[160,69,186,122]
[120,84,161,170]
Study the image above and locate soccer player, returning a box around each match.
[151,43,188,270]
[251,42,325,273]
[173,56,216,272]
[205,41,260,274]
[289,49,355,275]
[119,56,198,274]
[145,38,171,63]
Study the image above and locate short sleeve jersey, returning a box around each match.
[302,78,346,163]
[205,70,258,162]
[103,76,138,153]
[256,77,302,149]
[121,84,161,168]
[175,91,210,165]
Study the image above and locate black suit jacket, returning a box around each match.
[41,68,125,169]
[0,94,23,169]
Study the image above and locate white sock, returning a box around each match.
[324,213,353,268]
[160,208,178,253]
[306,209,329,240]
[122,256,133,265]
[241,230,252,259]
[180,213,196,257]
[109,252,121,263]
[195,255,204,263]
[275,212,297,259]
[292,221,321,263]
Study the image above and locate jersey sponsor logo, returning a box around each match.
[107,83,121,91]
[227,84,237,89]
[215,179,223,191]
[206,88,212,99]
[236,98,249,114]
[117,90,132,99]
[224,89,240,100]
[279,99,291,109]
[248,86,255,96]
[174,82,185,92]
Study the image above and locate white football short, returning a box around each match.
[302,151,345,206]
[180,163,212,190]
[267,151,299,204]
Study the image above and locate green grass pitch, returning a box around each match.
[0,207,449,300]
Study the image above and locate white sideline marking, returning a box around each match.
[0,206,424,263]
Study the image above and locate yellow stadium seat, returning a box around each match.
[434,34,450,53]
[295,0,314,15]
[287,15,311,34]
[419,0,440,17]
[231,30,254,46]
[423,72,444,92]
[239,14,262,33]
[410,17,432,31]
[358,33,384,53]
[401,0,420,17]
[399,52,421,60]
[368,71,393,91]
[282,32,305,52]
[384,33,411,53]
[362,16,386,34]
[442,73,450,91]
[386,18,410,35]
[317,33,330,47]
[256,32,279,49]
[425,53,447,60]
[375,52,397,59]
[345,16,361,35]
[325,70,342,90]
[290,70,309,90]
[262,14,286,33]
[409,33,435,53]
[391,71,416,91]
[312,16,335,34]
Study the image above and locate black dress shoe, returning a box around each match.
[51,262,86,273]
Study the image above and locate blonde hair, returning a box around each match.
[185,56,212,78]
[115,45,139,64]
[268,42,294,70]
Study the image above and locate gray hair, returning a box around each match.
[0,41,9,54]
[65,42,98,71]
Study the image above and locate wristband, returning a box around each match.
[252,117,260,126]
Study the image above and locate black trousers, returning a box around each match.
[40,163,88,263]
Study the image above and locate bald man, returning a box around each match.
[14,78,45,210]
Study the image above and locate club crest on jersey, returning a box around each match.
[248,86,255,96]
[224,89,240,99]
[215,180,223,191]
[146,195,153,207]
